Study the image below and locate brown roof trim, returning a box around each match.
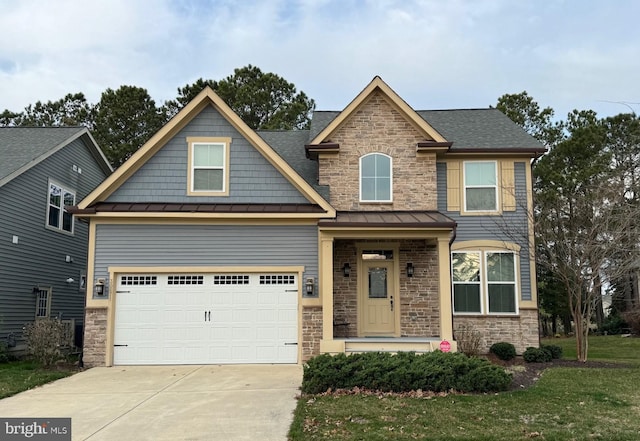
[417,141,453,153]
[318,211,456,229]
[417,141,453,148]
[305,142,340,159]
[447,147,547,155]
[69,203,326,215]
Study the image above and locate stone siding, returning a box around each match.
[301,306,323,361]
[399,241,440,338]
[333,241,358,337]
[318,91,437,211]
[453,309,540,354]
[333,239,440,339]
[83,307,107,367]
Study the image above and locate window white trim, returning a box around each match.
[359,153,393,203]
[463,161,498,212]
[452,249,519,315]
[46,179,75,234]
[186,137,231,196]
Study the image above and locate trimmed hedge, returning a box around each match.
[489,342,517,361]
[302,351,512,394]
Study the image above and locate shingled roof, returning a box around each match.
[0,127,112,187]
[308,108,544,151]
[259,107,543,193]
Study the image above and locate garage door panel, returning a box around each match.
[114,273,298,365]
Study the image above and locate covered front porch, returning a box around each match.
[316,211,458,356]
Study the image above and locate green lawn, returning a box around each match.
[289,336,640,441]
[542,335,640,362]
[0,361,73,399]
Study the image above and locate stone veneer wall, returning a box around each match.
[332,239,441,339]
[301,306,323,361]
[83,307,107,367]
[453,309,540,354]
[318,91,437,211]
[333,241,358,338]
[398,240,440,338]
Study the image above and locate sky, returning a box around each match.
[1,0,639,121]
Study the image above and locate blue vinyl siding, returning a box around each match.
[437,161,532,301]
[107,106,309,204]
[0,136,110,345]
[93,224,318,297]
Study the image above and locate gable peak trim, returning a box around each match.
[309,76,448,145]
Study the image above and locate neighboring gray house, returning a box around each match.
[0,127,112,351]
[72,77,545,367]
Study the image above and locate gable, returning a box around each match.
[78,87,334,216]
[316,90,439,212]
[107,105,309,204]
[309,76,447,145]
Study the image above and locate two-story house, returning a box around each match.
[72,77,544,367]
[0,127,112,352]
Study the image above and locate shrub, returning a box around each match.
[621,307,640,335]
[600,313,629,335]
[454,323,484,357]
[302,351,512,394]
[489,342,516,361]
[0,342,8,364]
[523,346,552,363]
[540,344,563,359]
[23,318,66,367]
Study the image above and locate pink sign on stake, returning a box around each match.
[439,340,451,352]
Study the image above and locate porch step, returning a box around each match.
[343,338,441,354]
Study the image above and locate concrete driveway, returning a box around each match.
[0,364,302,441]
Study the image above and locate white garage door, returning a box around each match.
[113,273,298,365]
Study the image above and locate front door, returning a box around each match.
[361,260,396,335]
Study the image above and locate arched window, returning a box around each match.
[359,153,392,202]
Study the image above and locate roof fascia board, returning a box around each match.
[309,76,447,145]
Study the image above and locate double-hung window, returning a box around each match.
[187,137,230,195]
[452,250,517,314]
[464,161,498,212]
[360,153,392,202]
[47,181,75,233]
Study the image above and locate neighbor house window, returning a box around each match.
[47,181,75,233]
[187,137,231,196]
[452,250,517,314]
[464,161,498,211]
[360,153,392,202]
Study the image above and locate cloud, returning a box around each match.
[0,0,638,119]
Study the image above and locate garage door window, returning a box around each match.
[121,276,157,285]
[168,275,204,285]
[260,275,295,284]
[214,275,250,285]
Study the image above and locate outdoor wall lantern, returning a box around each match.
[305,277,315,296]
[406,262,414,277]
[342,263,351,277]
[95,278,106,296]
